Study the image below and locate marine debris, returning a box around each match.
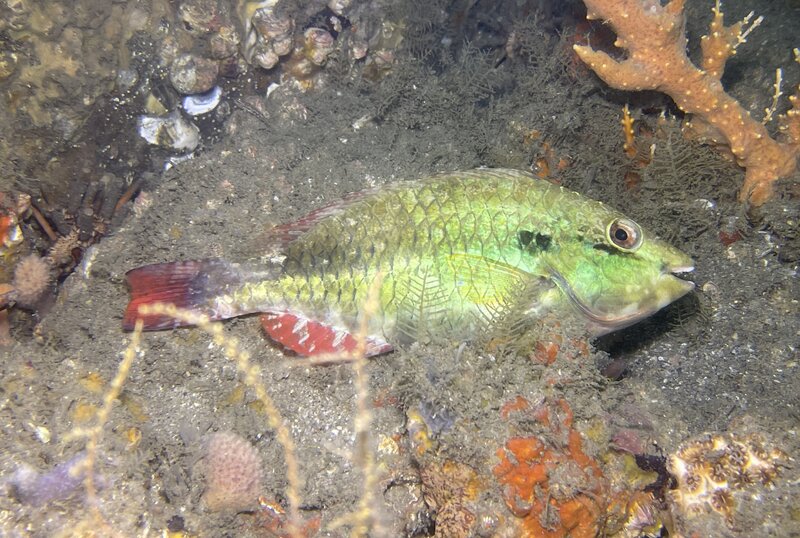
[574,0,800,205]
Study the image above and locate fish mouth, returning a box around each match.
[551,264,696,332]
[665,264,696,294]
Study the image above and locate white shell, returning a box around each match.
[137,112,200,151]
[327,0,351,15]
[182,86,223,116]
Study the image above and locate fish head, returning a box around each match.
[540,208,694,335]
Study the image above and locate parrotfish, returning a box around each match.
[123,169,694,356]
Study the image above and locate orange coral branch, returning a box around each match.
[573,0,800,205]
[621,104,636,159]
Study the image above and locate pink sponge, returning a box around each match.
[202,431,264,512]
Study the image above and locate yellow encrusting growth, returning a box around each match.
[668,432,787,527]
[574,0,800,205]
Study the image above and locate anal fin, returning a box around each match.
[260,311,392,358]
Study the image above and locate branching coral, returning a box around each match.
[573,0,800,205]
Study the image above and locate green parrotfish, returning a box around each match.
[123,169,694,356]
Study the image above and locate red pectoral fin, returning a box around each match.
[260,312,392,358]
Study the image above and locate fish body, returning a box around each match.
[124,169,694,356]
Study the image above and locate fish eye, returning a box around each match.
[607,218,642,251]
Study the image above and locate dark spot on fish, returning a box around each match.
[517,230,534,248]
[517,230,551,252]
[535,233,551,251]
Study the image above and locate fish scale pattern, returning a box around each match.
[209,168,693,347]
[237,171,568,339]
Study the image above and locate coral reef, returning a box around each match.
[1,1,798,536]
[573,0,800,205]
[493,396,674,537]
[201,431,265,512]
[668,432,788,528]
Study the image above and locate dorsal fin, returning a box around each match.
[252,185,387,252]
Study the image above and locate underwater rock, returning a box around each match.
[210,25,240,59]
[0,49,17,80]
[303,28,335,66]
[115,68,139,92]
[169,54,219,95]
[137,112,200,152]
[178,0,224,34]
[327,0,352,16]
[251,45,281,70]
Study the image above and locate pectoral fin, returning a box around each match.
[447,253,530,305]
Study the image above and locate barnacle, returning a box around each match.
[239,1,295,70]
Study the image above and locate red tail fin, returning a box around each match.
[123,259,243,331]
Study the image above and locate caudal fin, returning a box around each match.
[123,259,244,331]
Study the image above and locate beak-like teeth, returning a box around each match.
[669,266,695,291]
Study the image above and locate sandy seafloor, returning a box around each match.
[1,1,799,537]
